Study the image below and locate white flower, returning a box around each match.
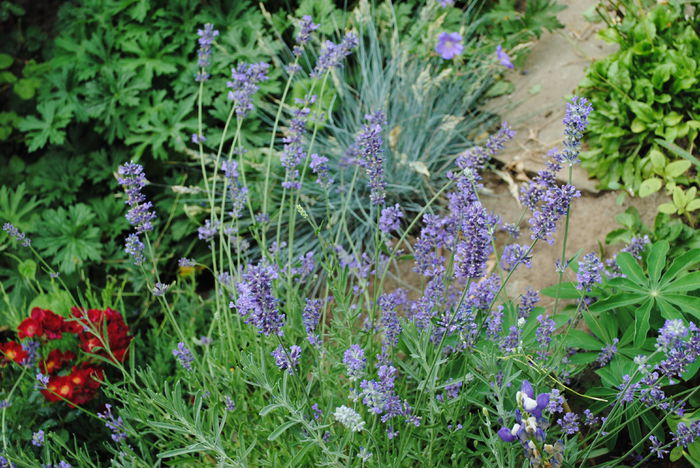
[334,406,365,432]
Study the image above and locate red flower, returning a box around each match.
[39,349,76,375]
[0,341,28,365]
[71,307,132,363]
[17,317,42,339]
[41,375,74,403]
[18,308,66,340]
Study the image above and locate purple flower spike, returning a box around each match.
[521,380,534,399]
[496,45,514,69]
[436,32,463,60]
[498,427,517,442]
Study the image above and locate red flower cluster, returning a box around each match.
[0,341,27,365]
[70,307,132,363]
[41,364,104,406]
[18,307,74,340]
[12,306,132,407]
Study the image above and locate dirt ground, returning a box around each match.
[478,0,670,303]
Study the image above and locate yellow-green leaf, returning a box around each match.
[658,202,677,214]
[639,178,662,197]
[665,160,692,178]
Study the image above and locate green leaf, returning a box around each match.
[658,202,677,214]
[18,259,36,280]
[267,420,299,441]
[655,138,700,167]
[606,277,645,293]
[259,403,285,416]
[0,54,12,69]
[665,160,692,178]
[687,199,700,212]
[631,118,647,133]
[28,290,73,317]
[13,77,40,100]
[615,252,648,286]
[661,272,700,293]
[590,293,645,313]
[564,330,603,350]
[647,240,669,285]
[670,445,683,462]
[629,101,657,123]
[540,282,581,299]
[17,101,72,152]
[639,178,662,197]
[634,300,653,347]
[664,295,700,321]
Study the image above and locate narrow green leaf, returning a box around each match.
[661,272,700,293]
[606,277,646,293]
[655,138,700,167]
[590,293,645,313]
[564,329,603,350]
[661,249,700,285]
[634,300,653,347]
[615,252,648,286]
[663,294,700,320]
[268,420,299,441]
[259,403,285,417]
[540,282,581,299]
[647,240,669,285]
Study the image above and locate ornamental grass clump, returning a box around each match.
[2,6,700,468]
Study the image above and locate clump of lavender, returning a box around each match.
[360,364,416,425]
[355,111,387,205]
[124,233,145,265]
[344,344,367,381]
[271,345,301,374]
[233,263,285,336]
[97,404,127,443]
[485,306,504,340]
[172,342,194,371]
[227,62,270,118]
[2,223,30,247]
[302,299,322,346]
[311,32,359,78]
[518,288,539,320]
[535,314,557,357]
[195,24,219,82]
[379,204,403,234]
[453,204,498,282]
[21,340,40,368]
[577,253,604,292]
[117,162,157,234]
[280,96,315,190]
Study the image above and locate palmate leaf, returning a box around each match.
[119,33,180,85]
[33,203,103,274]
[17,101,73,152]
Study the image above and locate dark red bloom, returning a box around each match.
[71,307,132,362]
[0,341,28,365]
[39,349,76,375]
[18,308,66,340]
[41,375,74,403]
[40,364,103,406]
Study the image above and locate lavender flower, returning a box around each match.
[357,446,372,462]
[117,162,157,233]
[198,219,220,242]
[0,400,10,409]
[355,111,387,205]
[152,282,169,297]
[0,456,14,468]
[333,405,365,432]
[495,45,514,69]
[616,374,641,403]
[557,412,580,435]
[485,305,504,340]
[500,244,533,271]
[271,345,301,374]
[656,319,688,352]
[173,342,194,371]
[547,389,564,414]
[577,253,604,292]
[518,288,539,319]
[649,435,668,459]
[596,338,619,366]
[302,298,322,345]
[233,263,284,336]
[294,16,319,56]
[583,409,600,426]
[311,403,323,420]
[21,340,40,368]
[36,373,49,388]
[501,326,520,353]
[622,235,650,259]
[191,133,206,144]
[555,96,593,165]
[221,160,248,219]
[309,153,333,188]
[32,429,44,447]
[528,183,580,244]
[227,62,270,118]
[436,32,463,60]
[344,344,367,381]
[311,32,359,78]
[124,233,145,265]
[195,24,219,81]
[438,0,454,6]
[502,223,520,238]
[2,223,30,247]
[281,96,315,190]
[672,422,697,448]
[97,404,127,443]
[535,314,557,355]
[359,364,413,424]
[178,257,196,268]
[379,204,403,234]
[224,396,236,411]
[453,204,498,281]
[379,289,406,353]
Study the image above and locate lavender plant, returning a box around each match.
[2,4,700,468]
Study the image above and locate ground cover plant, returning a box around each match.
[577,0,700,222]
[1,1,699,467]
